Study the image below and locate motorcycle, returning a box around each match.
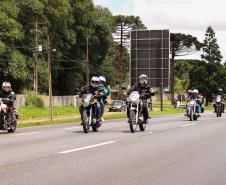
[186,98,199,121]
[80,94,101,133]
[215,95,223,117]
[0,98,18,133]
[127,91,149,133]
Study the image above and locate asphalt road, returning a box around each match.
[0,112,226,185]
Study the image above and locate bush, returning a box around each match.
[25,93,45,108]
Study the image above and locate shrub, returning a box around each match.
[25,93,44,108]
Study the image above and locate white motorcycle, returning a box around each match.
[0,98,18,133]
[127,91,149,133]
[186,98,199,121]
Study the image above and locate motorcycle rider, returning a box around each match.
[185,89,193,101]
[213,88,225,113]
[185,89,194,115]
[0,82,16,124]
[189,89,201,115]
[99,76,110,122]
[127,74,155,124]
[79,76,102,126]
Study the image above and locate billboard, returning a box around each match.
[130,30,170,90]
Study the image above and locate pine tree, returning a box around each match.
[201,26,222,63]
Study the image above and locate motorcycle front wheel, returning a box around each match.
[8,120,17,133]
[190,109,194,121]
[82,110,90,133]
[129,110,137,133]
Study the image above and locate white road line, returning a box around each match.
[148,132,153,134]
[13,131,41,136]
[59,140,118,154]
[182,123,197,127]
[64,126,80,130]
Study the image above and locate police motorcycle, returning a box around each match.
[127,91,149,133]
[0,97,18,133]
[80,93,101,133]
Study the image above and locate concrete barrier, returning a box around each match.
[14,94,80,108]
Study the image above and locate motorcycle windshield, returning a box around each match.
[82,94,92,102]
[129,91,140,103]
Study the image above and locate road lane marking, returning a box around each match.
[148,132,153,134]
[58,140,118,154]
[13,132,41,136]
[64,126,80,130]
[182,123,197,127]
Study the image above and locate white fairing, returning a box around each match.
[128,91,140,104]
[216,95,221,103]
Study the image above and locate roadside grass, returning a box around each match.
[17,105,184,128]
[18,118,81,128]
[18,106,80,120]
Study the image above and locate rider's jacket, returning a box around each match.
[0,90,16,106]
[127,83,155,99]
[188,94,202,105]
[79,85,101,102]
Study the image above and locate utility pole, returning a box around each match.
[86,37,89,85]
[33,21,39,94]
[47,34,53,121]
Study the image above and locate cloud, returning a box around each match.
[94,0,226,60]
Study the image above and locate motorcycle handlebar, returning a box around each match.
[1,98,13,102]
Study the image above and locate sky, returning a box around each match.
[93,0,226,61]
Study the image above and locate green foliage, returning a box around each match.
[0,41,5,53]
[0,0,146,95]
[25,93,45,108]
[5,50,28,80]
[19,106,80,120]
[38,59,48,94]
[201,26,222,63]
[170,33,201,58]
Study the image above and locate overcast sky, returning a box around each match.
[93,0,226,61]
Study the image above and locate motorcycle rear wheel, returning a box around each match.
[92,124,99,132]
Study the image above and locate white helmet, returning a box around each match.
[193,89,199,95]
[139,74,148,85]
[2,81,11,90]
[99,76,106,84]
[90,76,99,88]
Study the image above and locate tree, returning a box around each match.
[113,15,146,86]
[201,26,222,63]
[170,33,201,104]
[113,15,146,49]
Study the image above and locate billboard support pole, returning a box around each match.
[160,30,164,111]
